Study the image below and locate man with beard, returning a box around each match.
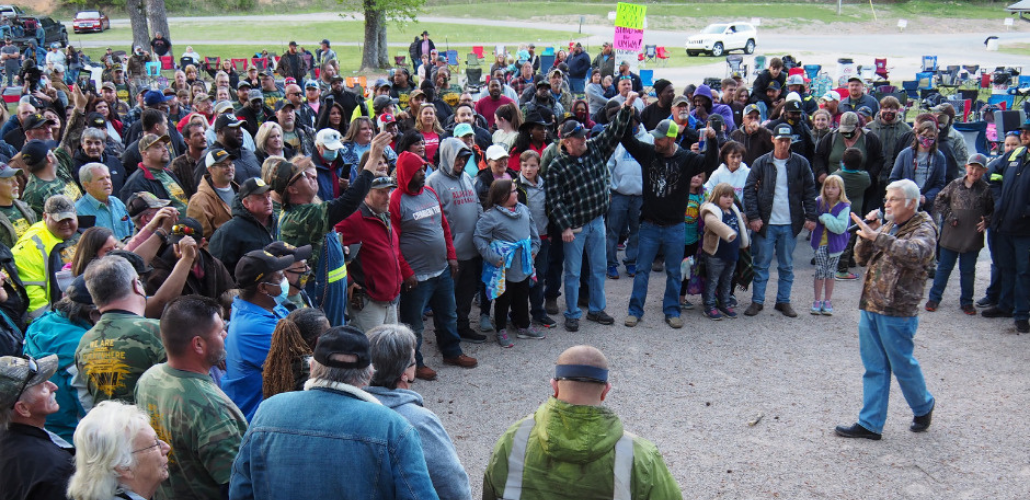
[729,104,773,167]
[522,78,564,120]
[121,109,184,179]
[135,295,247,500]
[765,100,815,161]
[475,79,515,129]
[591,42,616,79]
[236,89,274,138]
[168,121,207,200]
[274,100,315,157]
[120,133,189,212]
[209,114,262,183]
[640,79,674,131]
[668,95,699,150]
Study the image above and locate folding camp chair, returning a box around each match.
[937,65,961,94]
[922,55,938,72]
[540,54,555,70]
[874,58,889,81]
[231,58,248,73]
[159,56,174,71]
[656,46,670,67]
[753,55,766,76]
[643,45,657,67]
[204,57,220,77]
[640,69,655,97]
[726,55,746,79]
[916,72,935,90]
[446,50,459,73]
[145,62,161,80]
[987,94,1014,110]
[542,47,554,56]
[472,46,485,59]
[1009,75,1030,105]
[803,64,821,81]
[902,80,920,101]
[953,120,989,155]
[251,58,269,71]
[961,65,980,87]
[394,52,408,68]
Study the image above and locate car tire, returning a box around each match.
[687,50,698,57]
[744,39,756,54]
[711,42,724,57]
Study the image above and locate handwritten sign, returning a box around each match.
[614,26,643,52]
[615,2,646,30]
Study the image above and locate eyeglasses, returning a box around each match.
[9,356,37,408]
[287,92,302,97]
[561,123,582,139]
[132,438,162,454]
[284,264,310,275]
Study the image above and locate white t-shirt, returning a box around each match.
[769,156,791,225]
[705,162,751,212]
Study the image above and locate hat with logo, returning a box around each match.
[0,355,59,409]
[316,128,343,150]
[847,76,864,84]
[822,90,841,102]
[485,144,510,161]
[215,114,245,132]
[264,241,313,262]
[743,103,761,116]
[535,78,551,88]
[235,249,295,289]
[138,133,170,153]
[0,162,20,178]
[205,148,231,168]
[785,100,803,113]
[237,80,252,90]
[370,176,397,190]
[773,125,794,140]
[239,177,272,199]
[20,140,51,166]
[409,89,426,100]
[24,113,55,131]
[767,81,781,92]
[85,112,107,129]
[44,195,76,221]
[248,89,264,102]
[856,106,874,119]
[838,112,860,133]
[313,325,371,369]
[649,119,680,141]
[101,81,116,92]
[374,78,391,90]
[271,160,305,196]
[672,95,690,107]
[284,77,297,86]
[330,74,345,83]
[126,192,170,217]
[549,68,563,79]
[377,113,397,129]
[143,90,173,107]
[967,153,989,168]
[558,119,587,139]
[169,217,204,244]
[786,74,805,86]
[274,100,294,113]
[304,80,319,89]
[373,95,397,113]
[454,123,474,138]
[213,100,235,115]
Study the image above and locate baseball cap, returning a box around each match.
[215,114,245,132]
[856,106,874,119]
[767,81,781,92]
[838,112,860,133]
[237,80,252,90]
[264,241,313,262]
[409,89,426,100]
[847,76,863,84]
[672,95,690,107]
[24,114,55,131]
[235,249,295,289]
[786,74,805,86]
[143,90,173,107]
[485,144,510,161]
[373,95,397,113]
[107,249,154,278]
[284,77,297,86]
[0,162,20,178]
[85,112,107,129]
[313,326,371,369]
[743,104,761,116]
[65,275,94,305]
[822,90,841,102]
[163,87,176,96]
[1020,120,1030,132]
[967,153,989,168]
[316,129,343,150]
[374,78,391,90]
[370,176,397,190]
[239,177,272,199]
[213,100,235,115]
[558,119,587,139]
[330,74,344,83]
[549,68,563,78]
[138,133,170,153]
[435,55,447,63]
[101,81,116,92]
[274,100,294,113]
[321,38,331,46]
[0,355,59,409]
[20,140,51,166]
[785,100,802,113]
[377,113,397,129]
[126,192,170,217]
[773,125,793,140]
[169,217,204,244]
[288,41,297,47]
[44,195,76,221]
[648,119,680,140]
[454,123,474,138]
[205,148,231,168]
[248,89,264,102]
[535,78,551,88]
[304,80,319,89]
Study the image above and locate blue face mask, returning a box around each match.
[322,148,339,161]
[268,278,289,304]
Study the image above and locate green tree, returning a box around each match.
[339,0,425,71]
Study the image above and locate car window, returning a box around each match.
[739,24,754,33]
[702,24,727,35]
[77,12,101,18]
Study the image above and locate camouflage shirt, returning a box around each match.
[22,176,83,218]
[135,363,248,500]
[856,211,938,317]
[279,203,329,273]
[74,311,165,406]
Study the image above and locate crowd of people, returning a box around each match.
[0,29,1025,499]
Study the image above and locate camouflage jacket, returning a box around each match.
[73,311,165,408]
[856,211,938,317]
[135,363,248,500]
[934,177,993,254]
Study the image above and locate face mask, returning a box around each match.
[918,136,935,149]
[840,131,855,139]
[881,112,896,122]
[937,116,950,129]
[267,278,289,304]
[322,148,338,161]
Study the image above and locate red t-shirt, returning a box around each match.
[423,131,440,163]
[475,95,516,128]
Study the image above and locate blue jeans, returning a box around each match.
[562,215,607,318]
[857,311,934,434]
[983,229,1000,303]
[545,223,564,300]
[399,271,463,366]
[704,254,735,309]
[606,193,641,268]
[928,247,979,306]
[751,224,796,304]
[995,233,1030,320]
[628,222,684,318]
[529,239,550,320]
[570,76,586,93]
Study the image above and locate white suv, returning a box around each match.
[686,23,757,57]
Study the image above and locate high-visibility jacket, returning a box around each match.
[12,222,76,321]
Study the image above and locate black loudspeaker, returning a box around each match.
[997,110,1022,137]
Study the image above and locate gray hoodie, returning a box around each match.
[518,173,548,237]
[474,203,540,283]
[607,126,652,196]
[364,386,472,500]
[427,138,483,261]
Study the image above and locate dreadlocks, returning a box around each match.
[262,308,329,399]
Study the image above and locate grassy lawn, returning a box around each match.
[999,43,1030,57]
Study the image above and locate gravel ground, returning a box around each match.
[414,236,1030,499]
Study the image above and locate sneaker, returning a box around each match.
[458,327,487,344]
[961,304,976,316]
[586,310,615,325]
[617,242,626,251]
[680,299,694,310]
[810,257,816,265]
[517,326,545,339]
[821,301,834,316]
[982,307,1014,318]
[976,297,996,308]
[924,300,938,312]
[625,264,637,277]
[545,298,560,315]
[834,423,882,440]
[665,315,683,328]
[703,307,722,320]
[606,265,620,280]
[415,365,438,381]
[835,271,859,281]
[774,302,798,318]
[442,354,478,368]
[652,261,664,272]
[479,313,495,332]
[728,295,738,308]
[1017,319,1030,334]
[532,315,557,328]
[744,302,763,316]
[495,329,515,348]
[911,401,934,432]
[564,317,579,332]
[810,301,822,315]
[718,305,737,318]
[624,315,640,327]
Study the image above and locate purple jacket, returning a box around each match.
[810,197,851,255]
[690,84,736,130]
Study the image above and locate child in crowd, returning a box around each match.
[834,148,870,280]
[699,182,748,320]
[810,175,851,315]
[680,172,707,309]
[474,179,541,347]
[515,151,556,328]
[705,141,750,213]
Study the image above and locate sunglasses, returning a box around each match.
[171,224,197,236]
[9,356,37,409]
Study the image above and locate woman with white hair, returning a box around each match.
[67,400,169,500]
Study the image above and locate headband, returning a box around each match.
[555,364,608,384]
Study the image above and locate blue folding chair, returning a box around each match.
[539,54,555,71]
[953,120,989,155]
[640,69,655,96]
[922,55,938,72]
[145,62,161,78]
[803,64,821,81]
[988,94,1015,110]
[916,72,935,90]
[902,80,919,101]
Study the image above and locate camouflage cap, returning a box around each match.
[138,133,171,153]
[126,191,170,218]
[44,195,77,221]
[0,355,59,408]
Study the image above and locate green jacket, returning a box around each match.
[483,397,682,500]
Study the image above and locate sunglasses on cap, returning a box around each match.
[561,123,583,138]
[9,356,38,409]
[172,224,197,236]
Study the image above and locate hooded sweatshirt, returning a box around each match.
[426,138,483,261]
[363,386,472,500]
[474,203,540,283]
[390,151,456,281]
[517,174,548,237]
[690,84,736,130]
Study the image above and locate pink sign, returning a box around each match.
[614,26,643,52]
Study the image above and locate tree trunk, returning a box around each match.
[377,14,389,68]
[361,0,384,71]
[126,0,150,52]
[146,0,171,46]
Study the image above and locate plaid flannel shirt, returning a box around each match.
[545,106,632,231]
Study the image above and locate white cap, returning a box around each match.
[485,144,509,161]
[316,129,343,150]
[821,90,841,102]
[785,91,802,103]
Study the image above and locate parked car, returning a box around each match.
[10,15,68,49]
[73,10,110,33]
[0,4,26,18]
[685,22,757,57]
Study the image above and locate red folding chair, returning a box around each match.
[204,57,220,76]
[231,58,248,73]
[874,58,889,81]
[656,46,670,66]
[472,46,485,59]
[788,67,804,78]
[251,58,268,71]
[159,56,174,71]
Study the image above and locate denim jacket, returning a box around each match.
[230,379,440,500]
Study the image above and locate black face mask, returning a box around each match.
[840,131,855,139]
